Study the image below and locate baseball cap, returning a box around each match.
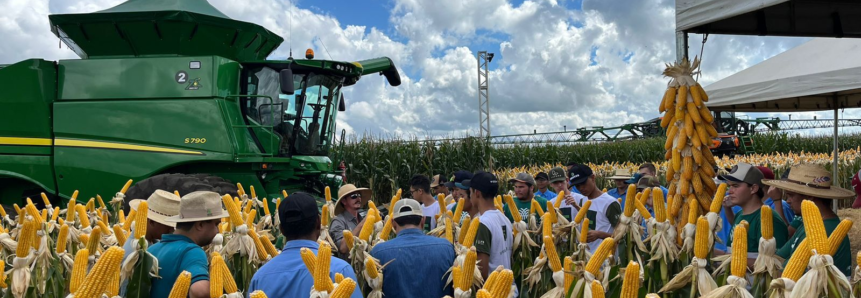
[636,176,661,190]
[756,166,775,180]
[509,172,536,186]
[720,163,765,190]
[445,170,473,190]
[392,198,424,219]
[625,173,644,185]
[431,174,447,188]
[548,167,567,183]
[278,192,319,224]
[463,171,499,196]
[535,172,549,181]
[568,164,594,186]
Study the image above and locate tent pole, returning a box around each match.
[833,97,839,211]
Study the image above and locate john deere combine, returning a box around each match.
[0,0,400,205]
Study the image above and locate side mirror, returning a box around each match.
[279,69,295,95]
[339,95,346,112]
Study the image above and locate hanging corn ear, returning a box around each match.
[585,238,615,277]
[731,225,748,278]
[827,219,853,256]
[621,261,640,298]
[801,200,828,254]
[168,271,192,298]
[74,246,124,298]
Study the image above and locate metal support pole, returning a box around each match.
[676,31,689,63]
[834,97,839,211]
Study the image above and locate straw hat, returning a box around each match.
[128,190,181,228]
[762,164,855,200]
[165,191,229,222]
[608,168,633,180]
[335,184,371,215]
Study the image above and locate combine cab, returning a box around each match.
[0,0,400,206]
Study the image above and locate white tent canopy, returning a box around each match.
[676,0,861,38]
[704,38,861,112]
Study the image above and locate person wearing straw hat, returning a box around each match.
[249,192,362,298]
[767,164,854,276]
[148,191,227,298]
[330,184,371,258]
[122,190,180,260]
[606,168,633,201]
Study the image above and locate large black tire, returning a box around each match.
[122,173,215,212]
[187,174,239,197]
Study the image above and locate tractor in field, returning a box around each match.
[0,0,400,208]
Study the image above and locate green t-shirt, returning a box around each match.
[776,217,852,276]
[503,196,547,223]
[728,208,789,253]
[790,216,803,229]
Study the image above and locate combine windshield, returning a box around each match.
[243,67,342,156]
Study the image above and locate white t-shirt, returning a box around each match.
[549,191,588,222]
[475,209,513,271]
[574,193,622,253]
[422,201,440,230]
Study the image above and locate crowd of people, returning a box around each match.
[125,161,857,298]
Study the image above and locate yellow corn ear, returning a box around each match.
[585,237,615,276]
[70,249,90,293]
[531,199,545,217]
[544,236,562,272]
[542,213,553,241]
[262,197,271,216]
[444,215,454,244]
[75,246,124,297]
[687,199,699,226]
[503,195,521,222]
[827,219,853,256]
[118,210,126,225]
[56,224,69,254]
[782,239,810,281]
[489,269,513,298]
[462,217,481,248]
[694,216,710,259]
[801,200,828,254]
[168,270,192,298]
[25,200,43,226]
[0,260,5,288]
[731,225,747,278]
[379,215,394,241]
[761,205,773,240]
[87,226,102,256]
[330,278,356,298]
[453,198,466,224]
[563,257,574,292]
[319,204,329,226]
[652,187,666,222]
[476,289,492,298]
[314,242,335,292]
[575,200,592,224]
[219,257,239,293]
[236,183,245,197]
[107,264,123,297]
[659,87,676,112]
[591,280,605,298]
[634,199,652,220]
[300,247,317,276]
[621,261,640,298]
[546,201,557,223]
[96,195,106,209]
[210,253,224,298]
[334,273,344,284]
[135,201,148,239]
[623,184,637,217]
[86,198,95,212]
[250,290,269,298]
[261,235,279,257]
[248,228,269,261]
[79,234,89,248]
[50,206,60,222]
[365,258,380,279]
[458,216,472,244]
[123,209,136,231]
[16,219,35,257]
[709,183,727,213]
[113,224,127,247]
[461,247,477,290]
[640,187,653,206]
[580,218,590,243]
[343,230,355,251]
[245,209,257,228]
[452,267,463,290]
[97,220,112,236]
[222,194,244,227]
[359,213,376,241]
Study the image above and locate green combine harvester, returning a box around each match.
[0,0,401,207]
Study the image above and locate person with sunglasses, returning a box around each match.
[330,184,371,259]
[569,164,622,253]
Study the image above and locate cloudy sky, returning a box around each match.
[1,0,854,138]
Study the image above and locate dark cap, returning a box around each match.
[278,192,319,224]
[720,163,765,190]
[535,172,549,181]
[548,167,567,183]
[755,166,775,180]
[509,172,536,186]
[463,171,499,197]
[568,164,593,186]
[626,173,644,185]
[445,170,473,189]
[636,176,661,189]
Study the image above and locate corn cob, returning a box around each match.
[462,217,481,248]
[210,253,224,298]
[488,269,513,298]
[621,261,640,298]
[694,216,710,259]
[494,196,504,213]
[585,237,615,276]
[801,200,828,254]
[134,201,148,239]
[546,201,557,223]
[86,198,95,212]
[687,199,699,226]
[458,216,473,244]
[0,260,5,288]
[261,235,279,257]
[544,235,562,272]
[335,273,344,284]
[276,197,282,210]
[503,195,521,222]
[56,224,70,254]
[245,209,257,228]
[330,278,356,298]
[476,289,492,298]
[454,198,466,224]
[97,219,112,236]
[70,249,90,293]
[438,194,446,215]
[651,187,666,222]
[343,231,355,251]
[661,108,674,128]
[782,239,810,281]
[79,234,89,248]
[87,226,102,256]
[461,247,477,290]
[444,215,454,244]
[300,248,317,276]
[379,215,394,241]
[827,219,853,256]
[591,280,605,298]
[95,195,106,210]
[359,213,376,241]
[319,204,329,226]
[453,267,464,290]
[107,263,121,297]
[659,87,676,112]
[709,183,727,213]
[575,200,591,224]
[75,246,124,298]
[220,257,239,294]
[122,209,136,231]
[250,290,269,298]
[247,228,269,260]
[761,205,773,240]
[111,224,126,247]
[731,225,747,278]
[634,199,652,220]
[531,199,545,217]
[365,257,380,279]
[623,184,637,217]
[237,183,246,197]
[168,270,192,298]
[222,195,244,227]
[580,218,590,243]
[315,242,335,292]
[25,199,43,225]
[243,198,253,216]
[50,206,60,222]
[639,187,652,206]
[16,218,36,257]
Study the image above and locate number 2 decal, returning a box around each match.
[176,71,188,84]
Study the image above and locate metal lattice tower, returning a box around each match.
[477,51,493,138]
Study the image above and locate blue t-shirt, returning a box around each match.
[248,240,362,298]
[371,229,455,298]
[606,188,627,201]
[534,189,557,201]
[147,234,209,298]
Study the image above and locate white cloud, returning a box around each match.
[0,0,841,139]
